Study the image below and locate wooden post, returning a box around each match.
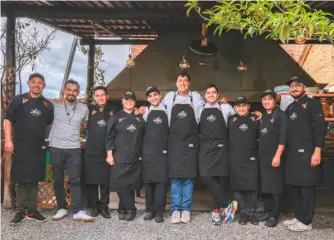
[2,11,16,209]
[86,39,95,102]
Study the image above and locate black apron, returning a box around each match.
[258,109,284,193]
[168,93,199,178]
[11,94,53,182]
[199,104,228,177]
[84,106,112,185]
[229,114,259,191]
[109,113,144,191]
[142,106,169,183]
[285,99,321,186]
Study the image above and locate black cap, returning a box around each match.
[145,86,160,97]
[123,91,136,100]
[234,96,249,105]
[261,89,277,99]
[286,76,306,86]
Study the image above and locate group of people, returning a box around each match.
[4,72,325,233]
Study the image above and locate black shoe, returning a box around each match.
[258,212,269,222]
[155,213,164,223]
[265,217,278,227]
[249,215,259,225]
[90,208,99,217]
[143,212,155,221]
[99,208,111,219]
[125,210,136,221]
[239,213,248,225]
[27,210,46,222]
[118,211,126,221]
[10,211,26,226]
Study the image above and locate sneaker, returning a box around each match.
[73,210,95,222]
[27,210,46,222]
[211,209,222,225]
[171,210,181,224]
[89,208,99,217]
[258,212,269,222]
[181,210,191,224]
[288,221,312,232]
[10,212,26,226]
[125,210,136,221]
[225,201,238,224]
[265,217,279,227]
[249,215,259,225]
[118,211,126,221]
[155,213,164,223]
[283,217,298,227]
[239,212,248,225]
[52,209,68,221]
[143,212,155,221]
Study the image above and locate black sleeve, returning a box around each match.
[276,111,288,145]
[308,99,326,148]
[47,102,54,125]
[4,95,22,122]
[105,114,117,151]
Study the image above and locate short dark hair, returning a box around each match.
[64,79,80,90]
[94,86,107,95]
[205,84,219,93]
[177,71,191,82]
[28,73,45,82]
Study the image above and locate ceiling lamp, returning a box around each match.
[179,56,190,70]
[126,45,135,68]
[189,23,218,57]
[238,60,247,72]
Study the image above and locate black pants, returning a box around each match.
[290,185,316,225]
[233,191,258,216]
[16,182,39,213]
[262,193,282,219]
[86,184,110,209]
[201,176,230,209]
[50,147,82,213]
[117,191,136,213]
[145,182,166,214]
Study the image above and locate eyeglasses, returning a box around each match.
[289,83,303,89]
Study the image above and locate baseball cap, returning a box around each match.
[234,96,249,105]
[261,89,277,99]
[145,86,160,97]
[286,76,306,86]
[123,91,136,100]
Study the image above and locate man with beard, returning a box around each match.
[106,91,145,221]
[84,86,112,218]
[49,80,94,222]
[282,77,325,232]
[4,73,54,225]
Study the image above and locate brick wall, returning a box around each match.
[131,45,147,59]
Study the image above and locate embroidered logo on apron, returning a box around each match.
[290,112,297,120]
[239,124,248,131]
[260,128,268,135]
[127,124,136,132]
[178,111,187,119]
[97,119,107,127]
[206,114,216,122]
[153,117,163,124]
[30,108,41,117]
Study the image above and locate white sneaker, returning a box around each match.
[288,221,312,232]
[171,211,181,224]
[283,218,298,227]
[181,210,191,224]
[72,210,95,222]
[52,209,68,221]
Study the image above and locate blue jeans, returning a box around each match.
[170,178,194,212]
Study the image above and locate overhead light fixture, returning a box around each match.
[126,45,135,68]
[179,56,190,70]
[238,60,247,72]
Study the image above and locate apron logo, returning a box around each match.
[97,119,107,127]
[127,124,136,132]
[260,128,268,135]
[178,111,187,119]
[189,144,194,148]
[290,112,297,120]
[239,124,248,131]
[302,102,308,109]
[153,117,163,124]
[92,110,97,115]
[233,117,237,122]
[22,98,29,104]
[30,108,41,117]
[206,114,216,122]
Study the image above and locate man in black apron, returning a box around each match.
[141,86,168,223]
[162,72,203,224]
[105,91,145,221]
[258,90,288,227]
[282,77,325,232]
[199,84,238,225]
[228,97,259,225]
[84,86,112,218]
[4,73,54,225]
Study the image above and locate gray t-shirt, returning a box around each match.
[49,101,89,149]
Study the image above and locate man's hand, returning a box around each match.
[253,111,262,121]
[272,155,280,167]
[221,97,229,104]
[106,155,115,166]
[4,140,14,154]
[311,151,321,167]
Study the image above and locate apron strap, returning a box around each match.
[172,91,193,107]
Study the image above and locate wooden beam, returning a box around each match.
[89,21,122,38]
[36,19,86,38]
[86,39,95,100]
[80,39,154,46]
[277,39,333,44]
